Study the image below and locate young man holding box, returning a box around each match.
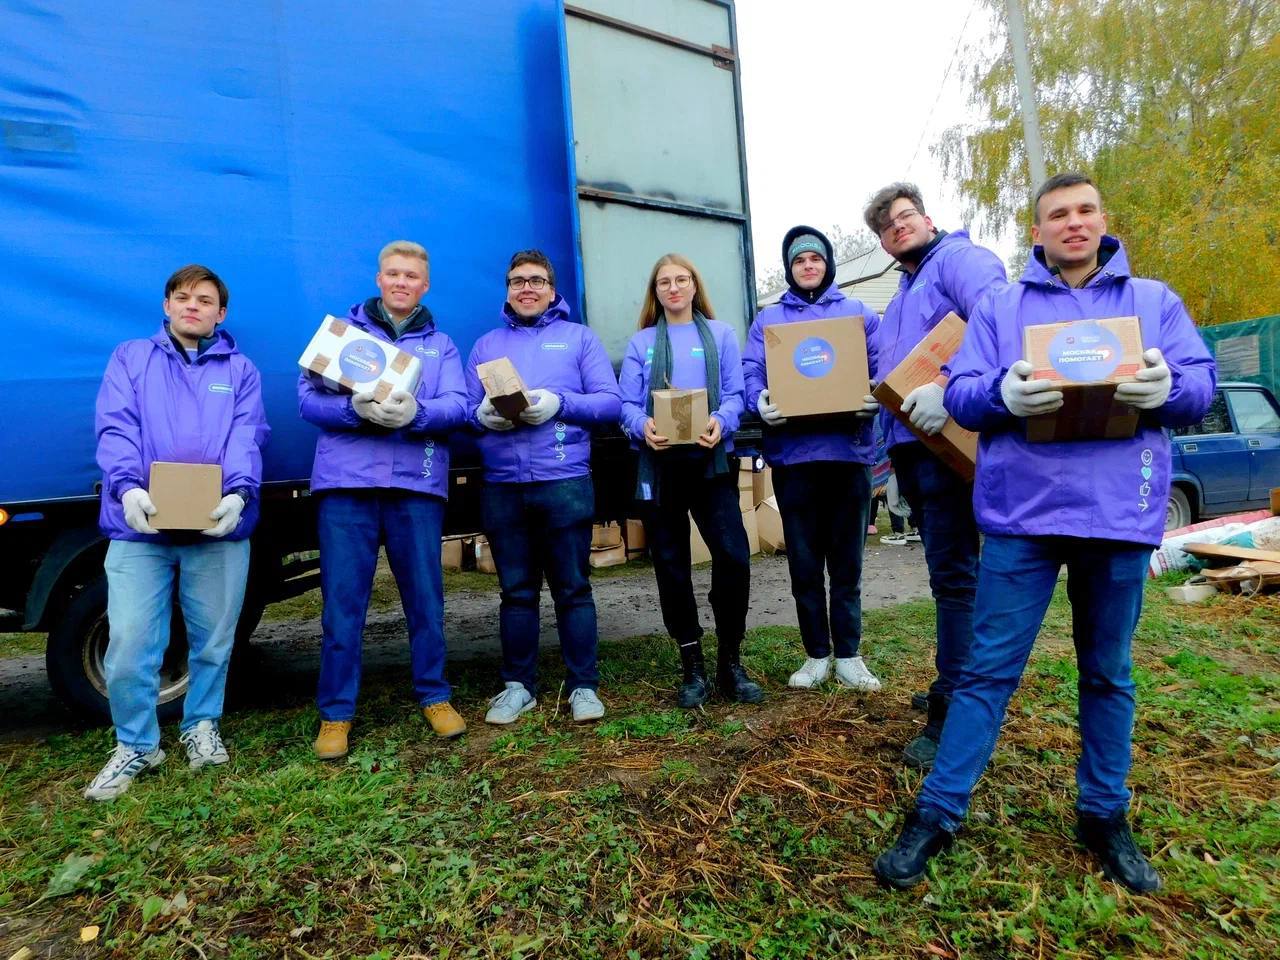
[864,183,1007,769]
[873,173,1216,893]
[301,241,470,759]
[87,264,270,800]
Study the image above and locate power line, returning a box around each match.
[904,0,982,177]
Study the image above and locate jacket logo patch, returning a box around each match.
[415,346,440,357]
[208,383,233,394]
[542,342,569,351]
[910,279,927,293]
[691,346,705,357]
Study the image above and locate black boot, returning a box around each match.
[903,692,949,770]
[676,642,710,709]
[910,691,929,712]
[715,639,764,703]
[873,807,955,889]
[1076,810,1162,893]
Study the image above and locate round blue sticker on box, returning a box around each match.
[338,339,386,382]
[793,337,835,379]
[1047,322,1121,381]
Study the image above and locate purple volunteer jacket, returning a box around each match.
[876,230,1007,452]
[742,286,881,466]
[945,237,1216,546]
[464,295,621,483]
[95,326,270,542]
[618,319,745,453]
[299,300,469,498]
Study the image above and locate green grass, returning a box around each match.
[1,585,1277,958]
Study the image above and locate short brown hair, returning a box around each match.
[1033,172,1100,223]
[507,249,556,287]
[165,264,228,309]
[863,182,927,234]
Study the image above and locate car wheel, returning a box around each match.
[1165,487,1193,532]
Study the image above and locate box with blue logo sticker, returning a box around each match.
[1023,316,1144,442]
[298,315,422,402]
[763,315,870,417]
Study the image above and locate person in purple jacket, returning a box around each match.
[465,250,622,725]
[619,254,762,708]
[301,241,470,760]
[742,226,883,693]
[863,183,1008,770]
[86,264,270,800]
[874,174,1216,893]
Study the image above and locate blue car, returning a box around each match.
[1168,382,1280,530]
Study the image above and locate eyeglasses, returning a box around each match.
[655,275,693,291]
[507,275,549,291]
[879,208,921,236]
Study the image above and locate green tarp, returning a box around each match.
[1199,315,1280,394]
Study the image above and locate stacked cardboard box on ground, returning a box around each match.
[589,522,626,568]
[689,457,767,563]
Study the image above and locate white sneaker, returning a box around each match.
[569,687,606,722]
[485,682,537,725]
[835,656,882,692]
[880,533,907,546]
[180,719,229,769]
[904,529,922,543]
[788,656,832,689]
[83,744,166,801]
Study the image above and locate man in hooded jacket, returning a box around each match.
[301,241,471,760]
[873,173,1216,894]
[864,183,1008,770]
[465,250,622,725]
[742,226,883,693]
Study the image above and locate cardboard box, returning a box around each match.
[624,518,647,557]
[1023,316,1144,443]
[873,312,978,481]
[148,462,222,530]
[652,388,709,444]
[473,536,496,574]
[737,457,755,490]
[739,486,755,514]
[441,537,464,572]
[1270,488,1280,516]
[591,522,623,550]
[475,356,530,420]
[741,506,760,556]
[589,543,627,568]
[764,315,870,417]
[689,515,712,564]
[756,496,785,554]
[752,467,774,506]
[299,315,422,402]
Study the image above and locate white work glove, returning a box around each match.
[1114,348,1172,410]
[203,493,245,538]
[901,382,949,436]
[855,380,880,419]
[757,388,787,426]
[1000,360,1064,417]
[352,392,380,422]
[519,388,561,426]
[367,389,418,429]
[477,396,514,431]
[122,487,159,535]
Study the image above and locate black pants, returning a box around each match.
[772,460,872,659]
[643,452,751,654]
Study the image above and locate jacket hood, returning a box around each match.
[502,291,571,329]
[353,297,436,339]
[153,324,237,359]
[781,224,837,303]
[1024,235,1129,287]
[777,283,847,310]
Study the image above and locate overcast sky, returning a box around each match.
[734,0,1017,279]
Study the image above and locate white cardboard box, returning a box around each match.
[298,315,422,402]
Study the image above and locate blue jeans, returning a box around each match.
[104,537,251,751]
[482,475,598,696]
[771,461,871,658]
[918,534,1151,827]
[890,442,979,697]
[316,490,449,721]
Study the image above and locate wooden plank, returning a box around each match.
[1184,542,1280,565]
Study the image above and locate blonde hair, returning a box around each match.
[638,253,715,329]
[378,240,430,270]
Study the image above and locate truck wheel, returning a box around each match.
[45,575,190,725]
[1165,487,1193,532]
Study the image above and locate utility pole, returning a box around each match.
[1005,0,1047,189]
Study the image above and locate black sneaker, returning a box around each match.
[873,807,954,889]
[677,672,710,709]
[717,662,764,704]
[1076,810,1162,893]
[902,730,940,769]
[910,691,928,711]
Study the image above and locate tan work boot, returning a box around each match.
[314,720,352,760]
[423,702,466,739]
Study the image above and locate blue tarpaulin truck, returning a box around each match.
[0,0,755,720]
